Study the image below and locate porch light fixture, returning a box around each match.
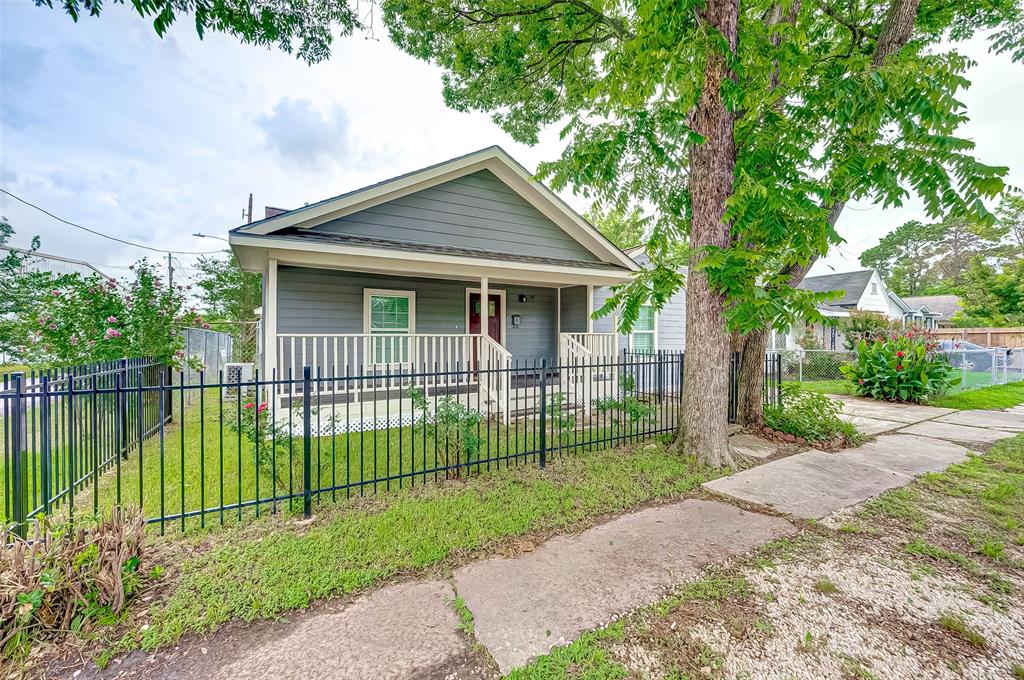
[518,294,528,303]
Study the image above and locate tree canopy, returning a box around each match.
[586,205,648,251]
[38,0,360,63]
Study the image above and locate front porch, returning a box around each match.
[263,265,625,427]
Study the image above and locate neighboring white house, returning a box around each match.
[769,269,944,351]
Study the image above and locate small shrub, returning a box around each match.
[410,387,485,476]
[593,374,656,430]
[763,385,861,445]
[841,335,960,403]
[0,509,146,661]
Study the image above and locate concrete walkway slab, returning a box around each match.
[209,580,471,680]
[730,433,779,459]
[840,414,905,435]
[835,397,955,424]
[935,409,1024,432]
[703,450,912,519]
[841,434,969,477]
[454,499,793,674]
[899,421,1015,446]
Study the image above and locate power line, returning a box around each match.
[0,188,224,255]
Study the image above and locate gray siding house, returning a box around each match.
[229,147,684,420]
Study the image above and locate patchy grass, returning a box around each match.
[838,653,879,679]
[814,577,839,595]
[504,622,629,680]
[929,381,1024,410]
[1012,663,1024,680]
[451,596,475,637]
[938,612,988,649]
[101,441,718,655]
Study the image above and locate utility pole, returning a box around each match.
[167,252,173,289]
[242,192,254,224]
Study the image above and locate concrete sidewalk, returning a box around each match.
[704,396,1019,518]
[107,398,1019,679]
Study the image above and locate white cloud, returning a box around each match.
[257,98,351,168]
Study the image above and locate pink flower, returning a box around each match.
[257,403,268,413]
[202,323,210,329]
[69,335,79,345]
[244,402,255,410]
[104,328,122,340]
[106,315,118,323]
[51,289,61,296]
[48,323,57,331]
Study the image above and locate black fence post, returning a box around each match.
[538,358,547,469]
[117,359,128,457]
[302,365,312,518]
[10,373,26,537]
[165,365,173,424]
[40,375,50,518]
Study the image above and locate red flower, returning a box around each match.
[858,378,865,385]
[896,364,903,371]
[895,351,904,358]
[244,402,255,410]
[257,402,268,413]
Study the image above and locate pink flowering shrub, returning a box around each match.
[17,260,199,370]
[841,333,960,403]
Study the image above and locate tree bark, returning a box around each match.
[735,0,920,426]
[677,0,740,468]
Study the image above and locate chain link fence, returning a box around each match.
[938,348,1024,392]
[772,347,1024,395]
[774,349,856,383]
[206,320,259,364]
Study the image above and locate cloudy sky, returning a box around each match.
[1,3,1021,282]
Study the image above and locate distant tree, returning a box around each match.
[191,253,262,362]
[954,257,1024,327]
[0,218,41,359]
[192,253,261,323]
[996,193,1024,258]
[929,217,1006,287]
[861,216,1005,295]
[37,0,360,64]
[859,220,943,296]
[586,205,647,250]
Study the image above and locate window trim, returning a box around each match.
[363,288,417,334]
[629,304,658,353]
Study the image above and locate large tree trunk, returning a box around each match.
[676,0,739,468]
[735,0,920,426]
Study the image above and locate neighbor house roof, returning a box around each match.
[230,146,638,272]
[797,270,875,307]
[903,295,961,319]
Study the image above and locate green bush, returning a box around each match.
[764,385,861,444]
[841,336,960,403]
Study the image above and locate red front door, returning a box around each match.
[469,293,502,342]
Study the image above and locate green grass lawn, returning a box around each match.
[928,380,1024,410]
[21,389,674,533]
[782,379,854,396]
[102,440,720,656]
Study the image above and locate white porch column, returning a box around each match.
[556,287,561,335]
[586,284,594,333]
[265,258,278,392]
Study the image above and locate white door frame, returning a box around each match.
[465,287,507,346]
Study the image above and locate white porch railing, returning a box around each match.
[558,333,619,416]
[560,332,618,363]
[275,333,511,418]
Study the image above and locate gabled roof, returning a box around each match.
[797,270,875,306]
[230,146,638,272]
[903,295,961,319]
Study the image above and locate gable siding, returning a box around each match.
[311,170,599,262]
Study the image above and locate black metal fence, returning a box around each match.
[2,353,782,535]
